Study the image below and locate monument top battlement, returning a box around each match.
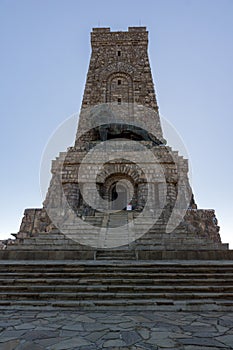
[91,27,148,45]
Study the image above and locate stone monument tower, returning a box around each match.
[5,27,229,259]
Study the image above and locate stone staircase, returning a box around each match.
[0,260,233,311]
[131,213,229,251]
[2,209,233,260]
[108,211,129,228]
[11,205,227,249]
[96,249,136,260]
[99,211,135,248]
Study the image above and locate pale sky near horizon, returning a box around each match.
[0,0,233,247]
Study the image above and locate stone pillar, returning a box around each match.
[63,183,80,211]
[137,182,147,209]
[158,182,167,208]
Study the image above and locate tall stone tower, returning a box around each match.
[7,27,229,259]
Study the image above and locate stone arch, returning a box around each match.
[96,161,144,184]
[100,62,136,81]
[105,72,134,104]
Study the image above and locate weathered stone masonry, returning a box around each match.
[5,27,228,255]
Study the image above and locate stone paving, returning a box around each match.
[0,310,233,349]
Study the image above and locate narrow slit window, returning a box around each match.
[118,50,121,57]
[118,97,122,105]
[118,79,121,85]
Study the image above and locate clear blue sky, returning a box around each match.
[1,0,233,247]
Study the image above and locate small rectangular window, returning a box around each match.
[117,97,121,105]
[118,51,121,56]
[118,79,121,85]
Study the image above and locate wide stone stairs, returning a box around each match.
[4,210,229,253]
[0,260,233,311]
[131,213,229,251]
[96,250,136,260]
[3,209,232,261]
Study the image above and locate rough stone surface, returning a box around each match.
[0,26,232,350]
[3,27,226,255]
[0,310,232,349]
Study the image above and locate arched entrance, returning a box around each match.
[99,173,137,211]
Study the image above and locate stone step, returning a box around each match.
[19,239,79,245]
[2,248,233,260]
[133,244,227,251]
[7,245,88,250]
[0,299,232,312]
[1,272,233,280]
[0,291,232,301]
[1,266,233,277]
[95,256,135,260]
[96,250,136,259]
[0,284,233,293]
[134,232,221,240]
[1,277,233,285]
[14,240,225,251]
[62,229,101,234]
[1,262,233,271]
[0,261,232,310]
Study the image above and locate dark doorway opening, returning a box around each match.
[111,184,128,210]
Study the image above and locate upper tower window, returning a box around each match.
[118,79,121,85]
[117,50,121,57]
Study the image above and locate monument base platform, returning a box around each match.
[0,249,233,260]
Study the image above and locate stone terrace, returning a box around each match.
[0,310,233,349]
